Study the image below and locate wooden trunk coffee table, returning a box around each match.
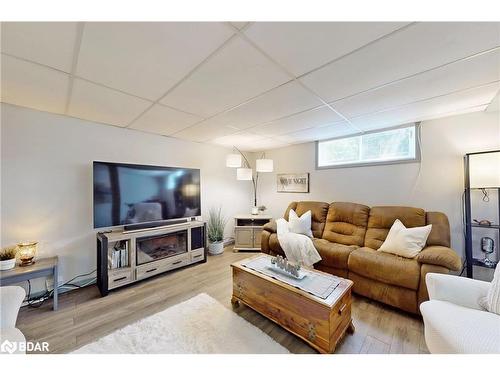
[231,254,354,354]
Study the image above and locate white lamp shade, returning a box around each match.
[256,158,274,172]
[237,168,253,180]
[226,153,242,168]
[469,151,500,188]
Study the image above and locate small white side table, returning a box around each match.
[233,214,272,252]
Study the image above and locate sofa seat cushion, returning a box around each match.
[313,238,358,270]
[349,272,418,314]
[315,264,348,278]
[348,247,421,290]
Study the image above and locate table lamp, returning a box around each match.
[17,241,38,266]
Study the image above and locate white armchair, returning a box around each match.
[0,286,26,354]
[420,273,500,354]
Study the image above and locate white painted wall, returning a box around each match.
[1,103,252,293]
[2,104,499,291]
[257,111,500,279]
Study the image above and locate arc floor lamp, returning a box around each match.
[226,147,273,214]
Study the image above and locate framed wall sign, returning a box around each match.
[277,173,310,193]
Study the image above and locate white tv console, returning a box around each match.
[96,220,206,296]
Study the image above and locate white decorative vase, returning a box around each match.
[0,258,16,270]
[208,241,224,255]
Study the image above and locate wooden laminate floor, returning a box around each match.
[16,248,429,354]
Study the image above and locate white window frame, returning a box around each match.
[315,123,421,170]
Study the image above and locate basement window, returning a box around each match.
[316,124,420,169]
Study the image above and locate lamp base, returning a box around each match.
[19,258,35,267]
[251,206,259,215]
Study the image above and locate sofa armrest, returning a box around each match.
[263,220,277,233]
[416,246,462,271]
[425,273,490,310]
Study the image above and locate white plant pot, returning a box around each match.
[0,258,16,270]
[208,241,224,255]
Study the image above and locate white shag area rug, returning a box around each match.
[73,293,289,354]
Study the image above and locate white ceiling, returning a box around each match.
[1,22,499,152]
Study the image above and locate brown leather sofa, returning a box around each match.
[261,201,462,314]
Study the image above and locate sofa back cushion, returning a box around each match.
[284,201,329,238]
[322,202,370,246]
[364,206,426,250]
[425,212,451,247]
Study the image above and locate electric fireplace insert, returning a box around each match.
[136,230,188,265]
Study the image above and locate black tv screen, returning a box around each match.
[93,161,201,229]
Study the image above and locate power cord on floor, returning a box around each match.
[459,260,467,276]
[24,269,97,308]
[62,268,97,286]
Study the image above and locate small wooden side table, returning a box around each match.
[0,256,59,310]
[233,214,272,252]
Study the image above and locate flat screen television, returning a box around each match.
[93,161,201,229]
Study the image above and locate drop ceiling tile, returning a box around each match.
[76,22,234,100]
[280,121,354,143]
[245,22,407,76]
[301,22,500,102]
[230,22,250,30]
[210,133,289,152]
[486,91,499,112]
[428,104,489,119]
[333,49,500,118]
[192,81,323,135]
[249,105,343,136]
[173,120,238,143]
[129,104,203,136]
[1,55,70,113]
[68,78,152,127]
[1,22,79,72]
[274,134,301,144]
[349,82,500,131]
[248,138,290,151]
[211,132,266,148]
[161,37,291,117]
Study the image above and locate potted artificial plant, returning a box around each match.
[207,207,227,255]
[0,246,17,270]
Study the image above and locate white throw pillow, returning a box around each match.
[481,264,500,315]
[276,218,290,236]
[378,219,432,258]
[288,209,313,237]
